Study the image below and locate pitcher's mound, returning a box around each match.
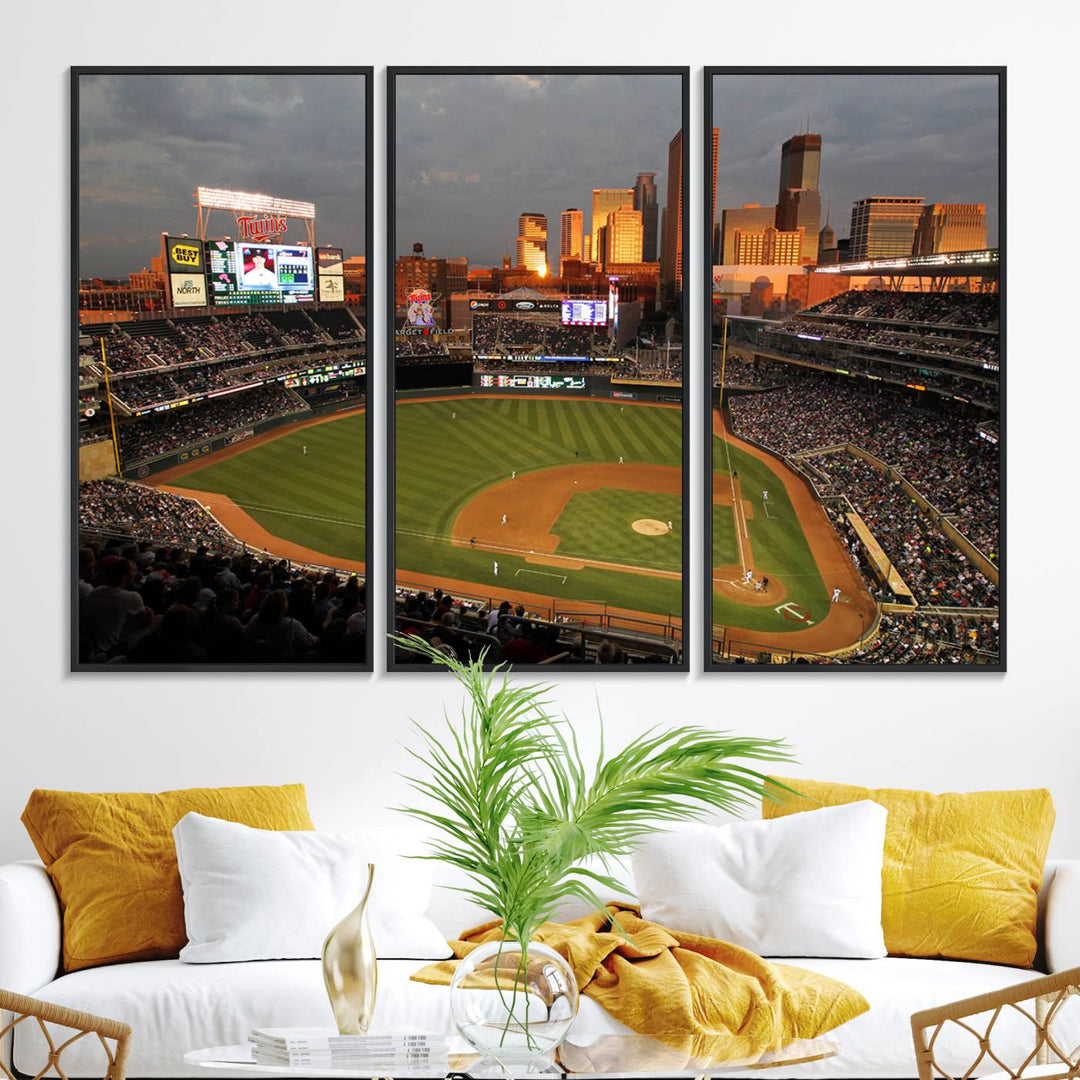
[632,518,670,536]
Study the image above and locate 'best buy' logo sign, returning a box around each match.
[171,243,201,267]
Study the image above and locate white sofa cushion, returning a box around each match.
[18,955,1077,1079]
[633,803,888,959]
[174,813,450,962]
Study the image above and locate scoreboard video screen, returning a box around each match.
[560,300,607,326]
[206,241,315,306]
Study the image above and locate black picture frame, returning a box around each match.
[71,67,374,672]
[387,67,691,673]
[703,67,1005,672]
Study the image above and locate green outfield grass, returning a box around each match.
[396,396,683,617]
[713,434,829,631]
[170,413,366,561]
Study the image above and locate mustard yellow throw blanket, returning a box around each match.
[412,904,868,1066]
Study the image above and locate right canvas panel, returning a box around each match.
[706,69,1003,669]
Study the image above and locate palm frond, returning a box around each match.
[393,638,794,942]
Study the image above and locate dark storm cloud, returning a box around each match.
[79,73,366,277]
[711,73,999,246]
[395,73,682,265]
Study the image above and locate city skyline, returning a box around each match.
[395,73,682,266]
[79,73,368,278]
[711,72,999,248]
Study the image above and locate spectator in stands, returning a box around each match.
[242,589,318,661]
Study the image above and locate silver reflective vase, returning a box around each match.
[321,862,377,1034]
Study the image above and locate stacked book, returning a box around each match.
[249,1028,450,1072]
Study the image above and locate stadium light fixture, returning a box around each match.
[195,187,316,220]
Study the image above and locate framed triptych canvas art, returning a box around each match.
[70,65,1003,674]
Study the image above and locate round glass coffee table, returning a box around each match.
[186,1032,838,1078]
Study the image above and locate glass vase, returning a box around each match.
[321,862,377,1034]
[449,939,578,1070]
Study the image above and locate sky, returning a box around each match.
[79,73,366,278]
[712,73,1000,246]
[395,73,683,266]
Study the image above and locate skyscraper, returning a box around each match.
[776,132,822,263]
[849,197,924,260]
[720,204,776,264]
[591,188,633,267]
[913,203,988,254]
[604,207,644,266]
[633,173,658,262]
[731,225,804,265]
[777,132,822,199]
[660,129,684,304]
[516,212,548,273]
[559,208,583,275]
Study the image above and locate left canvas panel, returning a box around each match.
[73,69,373,670]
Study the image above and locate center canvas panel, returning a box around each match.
[388,69,689,671]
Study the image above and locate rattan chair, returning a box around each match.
[0,990,131,1080]
[911,966,1080,1080]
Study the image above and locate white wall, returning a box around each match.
[1,1,1076,867]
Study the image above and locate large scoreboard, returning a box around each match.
[206,240,315,306]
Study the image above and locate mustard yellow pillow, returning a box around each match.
[22,784,314,971]
[763,778,1054,967]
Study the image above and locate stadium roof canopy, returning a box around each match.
[814,248,999,278]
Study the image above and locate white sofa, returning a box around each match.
[2,841,1078,1080]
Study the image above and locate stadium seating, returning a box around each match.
[393,587,680,666]
[77,481,366,665]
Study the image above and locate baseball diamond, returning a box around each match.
[395,394,683,622]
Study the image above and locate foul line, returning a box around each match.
[515,568,568,584]
[721,436,748,575]
[227,501,365,529]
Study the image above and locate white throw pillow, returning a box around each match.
[173,812,451,962]
[632,801,887,958]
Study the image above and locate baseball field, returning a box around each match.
[152,409,366,572]
[712,407,876,655]
[395,394,684,621]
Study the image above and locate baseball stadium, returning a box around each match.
[392,290,686,667]
[76,188,370,666]
[709,253,1001,667]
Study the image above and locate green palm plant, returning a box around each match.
[394,635,794,947]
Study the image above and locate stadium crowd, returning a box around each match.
[774,318,999,366]
[471,315,607,359]
[840,611,999,664]
[394,334,451,359]
[392,586,676,666]
[116,385,307,463]
[816,452,998,607]
[78,482,366,664]
[727,371,999,560]
[807,290,999,328]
